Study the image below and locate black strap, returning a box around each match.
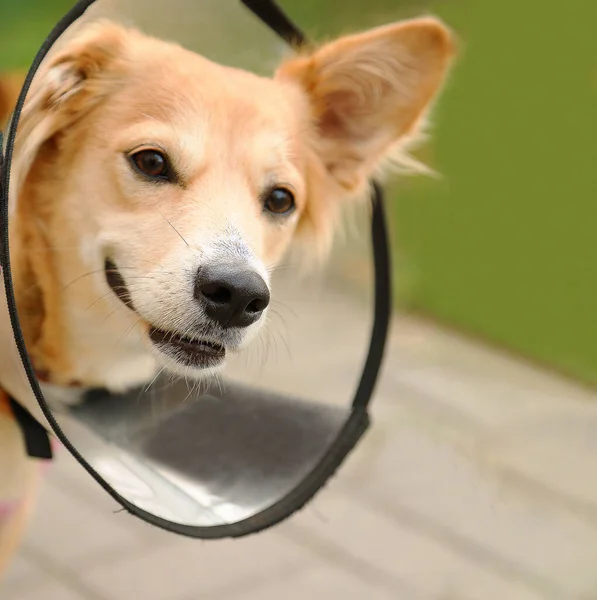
[240,0,306,47]
[352,183,391,409]
[8,396,53,459]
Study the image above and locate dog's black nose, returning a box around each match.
[194,265,270,328]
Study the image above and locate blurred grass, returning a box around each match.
[282,0,597,386]
[1,0,595,385]
[0,0,75,70]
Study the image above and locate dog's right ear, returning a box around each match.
[9,21,128,210]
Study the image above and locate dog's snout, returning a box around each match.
[194,265,270,328]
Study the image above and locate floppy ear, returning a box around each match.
[276,16,455,191]
[7,22,129,364]
[9,21,128,211]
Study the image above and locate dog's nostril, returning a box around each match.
[201,283,232,305]
[246,297,268,314]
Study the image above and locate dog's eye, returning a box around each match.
[264,188,295,216]
[130,149,170,180]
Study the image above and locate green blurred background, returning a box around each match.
[1,0,595,386]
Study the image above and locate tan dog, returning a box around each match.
[0,17,455,579]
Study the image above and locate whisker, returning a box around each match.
[83,281,155,313]
[266,318,292,362]
[60,268,107,293]
[269,300,299,320]
[144,366,167,394]
[116,315,145,347]
[84,290,117,312]
[100,305,125,325]
[156,208,190,247]
[267,261,295,275]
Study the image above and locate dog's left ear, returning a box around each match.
[276,17,455,194]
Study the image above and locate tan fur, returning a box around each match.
[0,16,455,577]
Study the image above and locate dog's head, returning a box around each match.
[9,18,454,390]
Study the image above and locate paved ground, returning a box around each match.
[2,272,596,600]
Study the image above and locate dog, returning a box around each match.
[0,16,455,579]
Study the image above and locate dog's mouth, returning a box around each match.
[104,258,226,369]
[148,327,226,369]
